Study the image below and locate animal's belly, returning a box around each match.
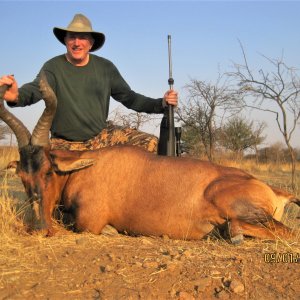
[111,214,214,240]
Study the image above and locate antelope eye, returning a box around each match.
[45,170,53,177]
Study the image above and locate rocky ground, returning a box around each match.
[0,223,299,300]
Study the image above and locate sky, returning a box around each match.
[0,0,300,148]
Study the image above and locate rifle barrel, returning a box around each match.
[167,35,175,156]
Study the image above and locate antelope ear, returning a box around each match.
[52,156,95,172]
[6,160,19,169]
[5,160,19,174]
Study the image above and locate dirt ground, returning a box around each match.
[0,174,300,300]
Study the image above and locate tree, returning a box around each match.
[177,74,242,161]
[180,120,205,157]
[109,106,159,131]
[219,116,266,160]
[257,142,286,164]
[229,43,300,189]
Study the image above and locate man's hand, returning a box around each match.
[163,89,178,107]
[0,75,19,102]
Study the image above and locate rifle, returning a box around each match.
[158,35,179,156]
[166,35,176,156]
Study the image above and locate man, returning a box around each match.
[0,14,178,152]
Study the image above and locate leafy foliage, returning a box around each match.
[219,116,265,157]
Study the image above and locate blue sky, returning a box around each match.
[1,0,300,147]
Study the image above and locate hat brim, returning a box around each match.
[53,27,105,52]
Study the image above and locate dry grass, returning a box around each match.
[0,194,26,239]
[0,146,19,170]
[0,146,27,241]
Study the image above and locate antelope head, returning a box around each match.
[0,72,57,232]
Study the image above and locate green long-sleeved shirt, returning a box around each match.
[15,54,164,141]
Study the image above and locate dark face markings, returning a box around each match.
[18,145,54,199]
[19,145,45,173]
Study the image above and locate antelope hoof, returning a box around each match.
[46,228,56,237]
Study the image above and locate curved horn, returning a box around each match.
[0,85,31,148]
[31,71,57,146]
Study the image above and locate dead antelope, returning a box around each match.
[0,73,299,244]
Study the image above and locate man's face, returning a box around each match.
[64,32,94,65]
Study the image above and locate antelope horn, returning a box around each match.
[31,71,57,146]
[0,85,31,148]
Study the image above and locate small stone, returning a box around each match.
[75,237,89,245]
[170,287,178,298]
[216,290,230,299]
[210,270,222,278]
[162,234,170,241]
[222,275,232,288]
[94,289,104,299]
[105,264,113,272]
[183,249,193,258]
[142,261,158,269]
[140,238,153,245]
[193,277,212,292]
[158,263,168,271]
[107,253,117,262]
[107,253,116,262]
[138,287,154,299]
[178,291,195,300]
[99,265,106,273]
[230,279,245,293]
[167,263,177,272]
[101,225,118,236]
[231,234,244,245]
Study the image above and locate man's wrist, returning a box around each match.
[162,97,168,108]
[7,97,19,107]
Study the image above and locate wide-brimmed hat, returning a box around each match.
[53,14,105,52]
